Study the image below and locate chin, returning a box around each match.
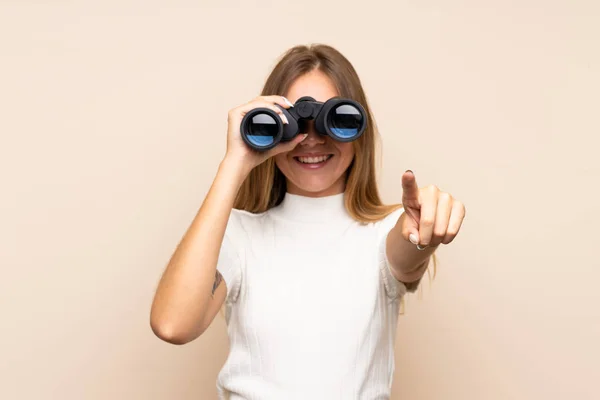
[292,179,340,194]
[283,173,348,197]
[275,151,353,196]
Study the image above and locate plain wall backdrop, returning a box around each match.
[1,1,599,399]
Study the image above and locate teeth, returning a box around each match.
[298,155,330,164]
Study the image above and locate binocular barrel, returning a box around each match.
[240,96,367,151]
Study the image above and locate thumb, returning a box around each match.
[408,231,420,245]
[402,211,420,245]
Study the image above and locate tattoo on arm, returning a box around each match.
[211,270,223,297]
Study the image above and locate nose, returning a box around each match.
[299,121,326,146]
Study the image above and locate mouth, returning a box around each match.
[292,154,334,169]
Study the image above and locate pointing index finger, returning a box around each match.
[402,170,420,203]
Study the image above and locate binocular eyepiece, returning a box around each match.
[240,96,367,151]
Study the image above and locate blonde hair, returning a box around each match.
[232,43,436,310]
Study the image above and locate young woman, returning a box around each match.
[150,44,466,399]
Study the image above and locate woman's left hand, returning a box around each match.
[399,170,466,249]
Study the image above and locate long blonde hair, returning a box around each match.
[233,44,436,306]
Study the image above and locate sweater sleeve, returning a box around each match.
[378,207,421,299]
[216,209,244,304]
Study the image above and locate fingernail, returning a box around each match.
[282,114,289,124]
[409,233,418,244]
[282,96,294,107]
[405,169,413,174]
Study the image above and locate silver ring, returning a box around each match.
[416,244,428,250]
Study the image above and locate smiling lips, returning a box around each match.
[297,155,331,163]
[292,154,334,169]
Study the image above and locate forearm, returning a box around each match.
[150,157,248,338]
[386,221,437,283]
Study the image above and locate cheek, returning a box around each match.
[337,143,355,165]
[274,153,288,172]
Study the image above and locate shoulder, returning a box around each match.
[229,207,260,223]
[230,208,271,224]
[226,208,271,238]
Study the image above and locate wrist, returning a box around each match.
[219,155,251,186]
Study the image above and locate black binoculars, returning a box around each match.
[240,96,367,151]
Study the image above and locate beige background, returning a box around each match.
[1,1,599,399]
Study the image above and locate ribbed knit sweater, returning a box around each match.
[215,192,416,399]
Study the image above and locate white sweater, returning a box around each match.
[215,192,417,400]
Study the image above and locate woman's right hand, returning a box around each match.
[223,95,307,174]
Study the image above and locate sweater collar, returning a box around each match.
[272,191,351,223]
